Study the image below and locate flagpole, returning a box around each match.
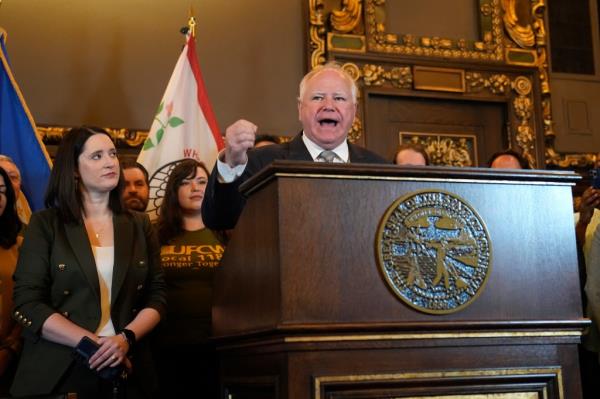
[187,7,196,38]
[138,12,223,220]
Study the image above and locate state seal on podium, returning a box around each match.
[376,190,492,314]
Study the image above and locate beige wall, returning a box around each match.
[0,0,305,136]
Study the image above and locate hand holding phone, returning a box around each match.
[591,168,600,189]
[73,336,124,380]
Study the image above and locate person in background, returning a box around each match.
[574,154,600,398]
[120,160,150,212]
[0,167,23,395]
[10,127,166,398]
[155,159,225,397]
[488,149,529,169]
[254,134,279,148]
[582,202,600,398]
[0,155,32,224]
[393,143,429,166]
[574,154,600,260]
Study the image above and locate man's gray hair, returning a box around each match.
[298,62,358,104]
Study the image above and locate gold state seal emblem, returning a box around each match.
[376,190,491,314]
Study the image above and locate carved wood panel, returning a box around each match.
[306,0,570,169]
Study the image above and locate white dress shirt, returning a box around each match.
[216,133,349,183]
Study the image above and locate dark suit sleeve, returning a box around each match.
[137,212,167,319]
[202,141,388,230]
[12,212,57,336]
[201,164,247,231]
[201,149,275,230]
[348,143,389,164]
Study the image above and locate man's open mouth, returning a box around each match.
[318,118,339,127]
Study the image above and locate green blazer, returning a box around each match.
[10,209,167,396]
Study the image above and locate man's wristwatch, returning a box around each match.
[120,328,136,347]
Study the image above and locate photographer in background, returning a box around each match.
[575,154,600,398]
[576,170,600,258]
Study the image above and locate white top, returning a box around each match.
[574,209,600,265]
[300,133,349,164]
[92,245,116,336]
[216,132,349,183]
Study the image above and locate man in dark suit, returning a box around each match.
[202,62,387,230]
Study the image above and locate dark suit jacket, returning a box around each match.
[202,133,388,230]
[10,209,166,396]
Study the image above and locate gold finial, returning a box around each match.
[187,6,196,38]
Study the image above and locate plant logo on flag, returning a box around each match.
[143,101,185,150]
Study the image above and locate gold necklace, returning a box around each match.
[85,216,111,240]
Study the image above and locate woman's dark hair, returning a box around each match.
[157,159,209,244]
[0,166,22,249]
[45,126,125,224]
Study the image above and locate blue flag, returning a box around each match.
[0,29,51,211]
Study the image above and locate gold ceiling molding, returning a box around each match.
[465,72,512,95]
[37,125,147,149]
[305,0,581,168]
[362,64,412,89]
[307,0,548,68]
[363,0,504,62]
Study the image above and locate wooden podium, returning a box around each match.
[212,161,587,399]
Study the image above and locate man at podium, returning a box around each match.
[202,62,387,230]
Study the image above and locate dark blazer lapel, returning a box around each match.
[287,132,314,161]
[111,213,134,305]
[64,222,101,302]
[347,142,360,163]
[348,142,368,163]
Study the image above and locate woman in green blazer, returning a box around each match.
[10,127,166,398]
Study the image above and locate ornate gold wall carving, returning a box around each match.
[502,0,535,47]
[400,133,477,167]
[466,72,511,94]
[362,64,412,88]
[330,0,362,33]
[512,76,536,167]
[309,0,327,67]
[464,72,537,167]
[306,0,569,168]
[364,0,504,62]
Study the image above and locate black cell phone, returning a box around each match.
[73,336,124,380]
[591,168,600,189]
[73,336,99,362]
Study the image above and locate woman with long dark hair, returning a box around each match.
[10,127,166,398]
[155,159,225,397]
[0,166,23,394]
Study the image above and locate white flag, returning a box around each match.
[138,33,223,220]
